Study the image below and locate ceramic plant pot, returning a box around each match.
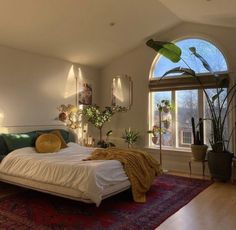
[152,136,159,145]
[208,150,233,182]
[191,144,208,161]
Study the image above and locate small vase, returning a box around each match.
[152,136,159,145]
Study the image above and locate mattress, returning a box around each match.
[0,143,130,206]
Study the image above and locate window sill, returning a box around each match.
[144,146,192,157]
[145,145,191,152]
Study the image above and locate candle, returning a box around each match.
[88,136,93,146]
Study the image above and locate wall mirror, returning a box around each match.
[111,75,133,110]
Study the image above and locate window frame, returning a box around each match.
[148,38,229,150]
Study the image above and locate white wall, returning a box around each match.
[100,22,236,174]
[0,45,100,134]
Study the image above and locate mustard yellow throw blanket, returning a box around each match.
[85,148,162,203]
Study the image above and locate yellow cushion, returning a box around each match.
[50,130,68,148]
[35,134,61,153]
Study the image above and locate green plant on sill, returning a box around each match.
[146,39,236,154]
[122,128,139,148]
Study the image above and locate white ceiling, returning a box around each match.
[159,0,236,29]
[0,0,235,68]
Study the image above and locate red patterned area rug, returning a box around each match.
[0,174,212,229]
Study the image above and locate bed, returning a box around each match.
[0,129,130,207]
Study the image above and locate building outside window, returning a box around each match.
[149,38,228,149]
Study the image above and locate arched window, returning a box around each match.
[149,38,228,149]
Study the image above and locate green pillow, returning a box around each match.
[2,132,37,152]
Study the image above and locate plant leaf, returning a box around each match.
[146,39,181,63]
[161,67,196,79]
[106,130,113,136]
[211,89,224,102]
[189,47,213,73]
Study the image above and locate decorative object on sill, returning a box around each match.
[122,128,139,148]
[191,117,208,161]
[146,39,235,181]
[82,105,127,146]
[57,104,81,129]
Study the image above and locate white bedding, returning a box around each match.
[0,143,129,206]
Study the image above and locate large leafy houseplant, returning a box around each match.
[82,105,126,147]
[146,39,235,180]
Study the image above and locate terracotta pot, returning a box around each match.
[191,144,208,161]
[152,136,159,145]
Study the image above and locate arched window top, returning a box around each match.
[152,38,228,78]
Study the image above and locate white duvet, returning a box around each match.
[0,142,129,206]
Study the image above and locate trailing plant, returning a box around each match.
[146,39,236,153]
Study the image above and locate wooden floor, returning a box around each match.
[0,174,236,230]
[157,172,236,230]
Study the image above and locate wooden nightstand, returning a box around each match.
[189,157,208,177]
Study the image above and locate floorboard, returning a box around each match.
[157,172,236,230]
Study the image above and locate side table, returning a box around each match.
[189,157,208,177]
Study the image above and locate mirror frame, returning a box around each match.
[111,74,133,110]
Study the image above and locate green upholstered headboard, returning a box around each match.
[0,129,75,161]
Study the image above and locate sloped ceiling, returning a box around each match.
[159,0,236,29]
[0,0,180,68]
[0,0,235,68]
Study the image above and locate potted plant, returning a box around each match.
[98,130,116,148]
[122,128,139,148]
[191,117,208,161]
[146,39,235,181]
[147,125,162,144]
[82,105,126,147]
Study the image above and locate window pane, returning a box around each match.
[204,88,228,147]
[151,91,173,147]
[153,39,228,78]
[176,90,198,147]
